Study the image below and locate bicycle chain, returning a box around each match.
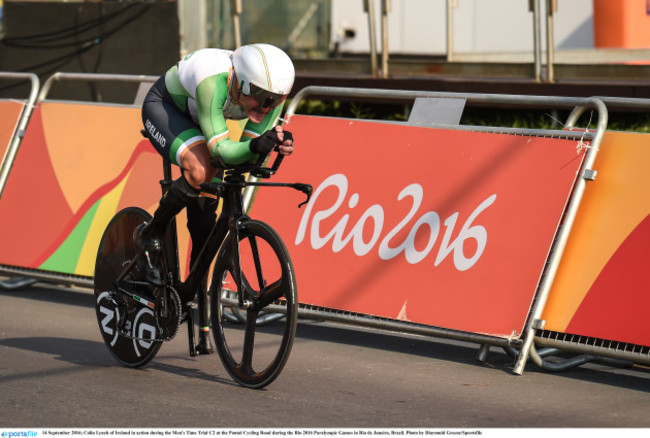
[116,328,168,343]
[113,280,183,343]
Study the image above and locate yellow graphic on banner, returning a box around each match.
[3,99,247,278]
[74,171,129,275]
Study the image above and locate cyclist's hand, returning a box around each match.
[249,129,280,156]
[276,127,294,156]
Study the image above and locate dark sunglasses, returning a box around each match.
[247,82,287,109]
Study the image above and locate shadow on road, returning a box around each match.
[2,284,649,394]
[148,361,237,387]
[0,282,94,309]
[0,336,110,367]
[294,319,650,393]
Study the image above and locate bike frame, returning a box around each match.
[157,155,311,356]
[158,157,243,356]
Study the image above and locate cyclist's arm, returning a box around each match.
[195,75,282,165]
[239,105,284,145]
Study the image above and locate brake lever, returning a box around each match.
[292,183,313,208]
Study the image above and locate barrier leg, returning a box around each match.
[476,344,490,363]
[0,277,38,290]
[513,330,535,374]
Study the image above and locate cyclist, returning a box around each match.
[137,43,295,288]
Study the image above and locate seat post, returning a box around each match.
[161,157,173,195]
[160,156,180,287]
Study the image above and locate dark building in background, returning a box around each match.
[0,0,181,102]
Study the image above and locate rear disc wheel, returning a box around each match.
[94,207,163,367]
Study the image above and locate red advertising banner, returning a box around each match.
[0,100,24,163]
[0,102,244,279]
[543,131,650,347]
[250,115,586,338]
[0,102,165,277]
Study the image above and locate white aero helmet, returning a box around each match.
[232,43,295,109]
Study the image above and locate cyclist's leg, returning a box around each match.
[137,77,212,285]
[186,197,218,267]
[142,76,219,191]
[186,165,224,270]
[184,194,220,354]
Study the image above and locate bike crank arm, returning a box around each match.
[114,256,138,284]
[114,284,156,310]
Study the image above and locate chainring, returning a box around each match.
[156,286,182,341]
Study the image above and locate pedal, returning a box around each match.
[106,296,127,331]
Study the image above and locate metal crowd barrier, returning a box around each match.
[38,71,159,103]
[285,85,609,375]
[4,72,648,375]
[0,72,40,199]
[0,72,40,290]
[0,72,157,290]
[533,96,650,370]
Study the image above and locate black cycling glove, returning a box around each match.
[249,129,294,156]
[249,129,280,156]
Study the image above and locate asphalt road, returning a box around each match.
[1,282,649,430]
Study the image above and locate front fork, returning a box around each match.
[232,217,249,309]
[224,180,253,310]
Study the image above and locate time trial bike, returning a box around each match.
[93,130,312,389]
